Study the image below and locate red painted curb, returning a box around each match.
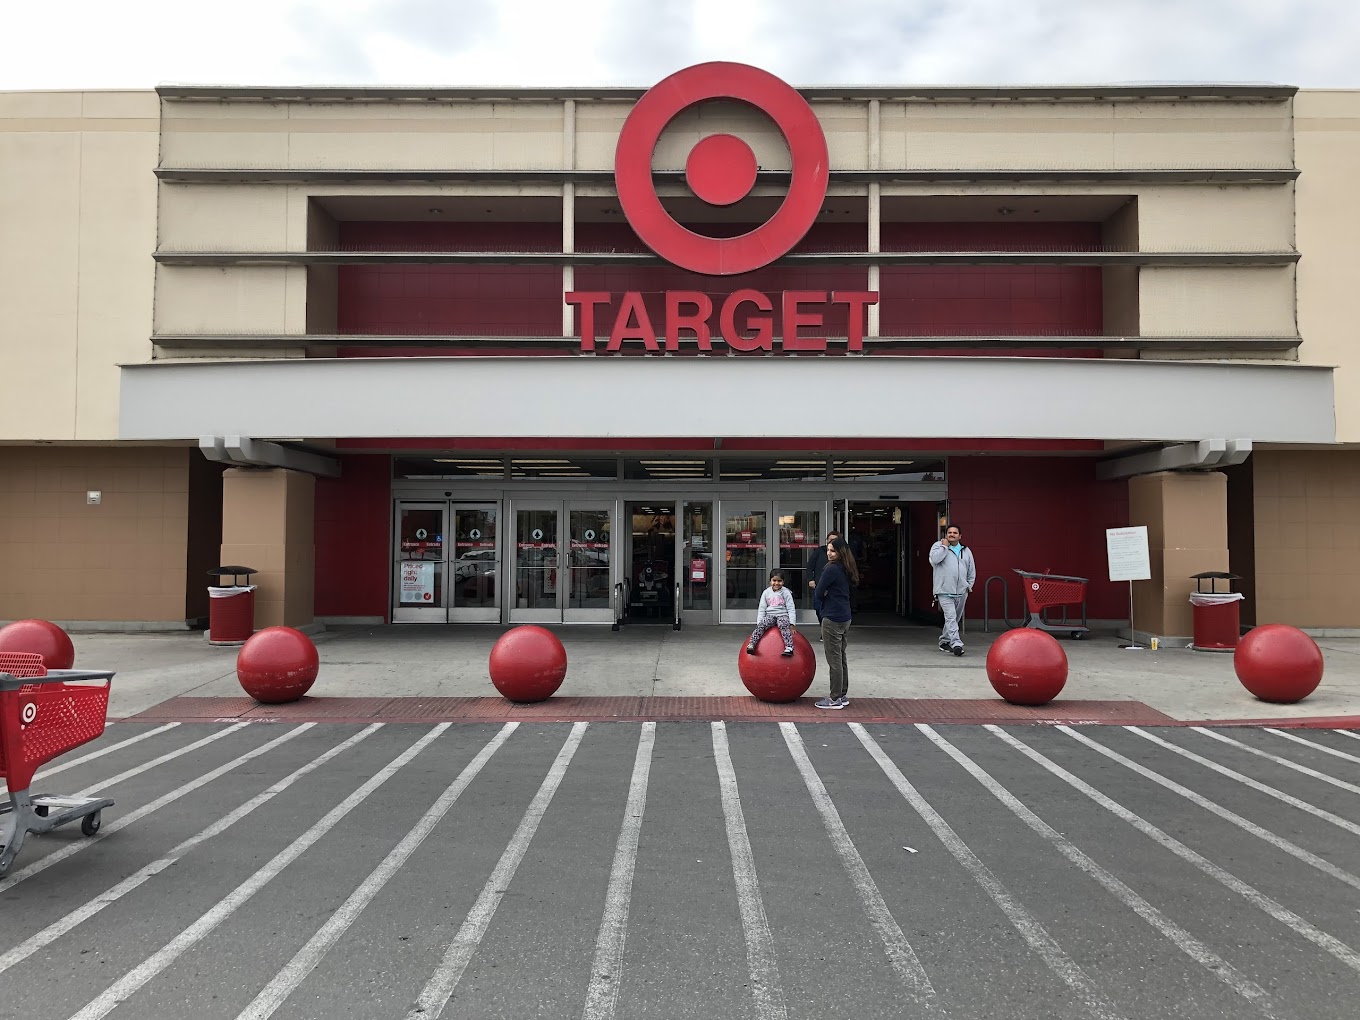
[118,695,1185,726]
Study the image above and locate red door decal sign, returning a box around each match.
[690,557,707,583]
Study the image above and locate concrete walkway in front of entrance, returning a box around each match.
[65,622,1360,726]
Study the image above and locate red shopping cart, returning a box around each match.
[1013,570,1090,640]
[1,652,116,878]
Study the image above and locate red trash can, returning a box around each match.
[208,567,258,645]
[1189,572,1244,652]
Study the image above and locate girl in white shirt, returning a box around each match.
[746,569,798,657]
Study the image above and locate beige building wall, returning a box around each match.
[1127,471,1230,640]
[881,99,1291,171]
[219,468,315,629]
[1295,91,1360,444]
[0,447,194,624]
[160,100,569,171]
[0,91,159,441]
[1139,266,1297,337]
[1136,185,1293,251]
[1254,451,1360,629]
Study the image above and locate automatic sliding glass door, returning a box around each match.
[721,502,769,624]
[450,503,500,622]
[566,502,614,623]
[509,502,561,623]
[393,502,448,622]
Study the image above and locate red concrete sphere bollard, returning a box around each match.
[0,619,76,670]
[737,628,817,703]
[488,625,568,703]
[236,626,319,704]
[1233,624,1324,704]
[986,629,1069,706]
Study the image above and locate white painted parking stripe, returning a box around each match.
[854,728,1131,1020]
[1265,727,1360,764]
[711,721,788,1020]
[405,722,588,1020]
[68,724,450,1020]
[1192,727,1360,796]
[74,721,251,797]
[0,723,313,894]
[781,723,935,1001]
[235,722,519,1020]
[913,725,1274,1016]
[988,725,1360,975]
[1062,726,1360,892]
[31,723,181,782]
[1336,730,1360,743]
[0,724,382,975]
[581,722,657,1020]
[1129,727,1360,837]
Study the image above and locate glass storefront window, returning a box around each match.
[623,459,714,480]
[452,506,497,611]
[515,508,559,609]
[510,458,619,479]
[396,457,506,479]
[683,502,714,611]
[724,505,768,613]
[397,506,444,608]
[569,509,611,609]
[831,458,945,482]
[777,507,822,612]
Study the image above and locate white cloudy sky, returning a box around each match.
[3,0,1358,90]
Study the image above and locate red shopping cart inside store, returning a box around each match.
[1013,570,1090,640]
[1,651,116,878]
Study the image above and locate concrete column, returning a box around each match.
[1127,471,1228,642]
[220,467,315,629]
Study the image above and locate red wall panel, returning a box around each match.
[314,454,392,620]
[336,222,562,337]
[946,456,1128,621]
[330,220,1103,346]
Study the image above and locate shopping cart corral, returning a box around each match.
[1,652,116,878]
[1013,569,1090,639]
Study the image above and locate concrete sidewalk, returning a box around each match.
[63,623,1360,725]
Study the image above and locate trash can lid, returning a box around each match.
[1189,571,1241,580]
[208,565,257,578]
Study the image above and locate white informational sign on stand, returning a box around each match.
[1106,526,1151,649]
[400,560,435,604]
[1106,527,1151,582]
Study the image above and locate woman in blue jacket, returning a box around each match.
[812,536,859,709]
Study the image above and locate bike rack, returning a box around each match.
[673,582,682,631]
[983,574,1019,632]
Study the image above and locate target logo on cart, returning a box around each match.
[20,701,36,726]
[615,62,828,276]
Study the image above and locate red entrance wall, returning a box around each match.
[945,456,1128,622]
[315,454,392,620]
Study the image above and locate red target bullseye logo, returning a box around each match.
[615,62,829,276]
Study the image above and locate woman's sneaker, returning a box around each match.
[781,646,794,657]
[836,696,850,708]
[746,642,757,655]
[815,696,845,710]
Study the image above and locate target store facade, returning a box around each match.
[2,65,1358,641]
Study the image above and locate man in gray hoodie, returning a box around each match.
[929,523,976,656]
